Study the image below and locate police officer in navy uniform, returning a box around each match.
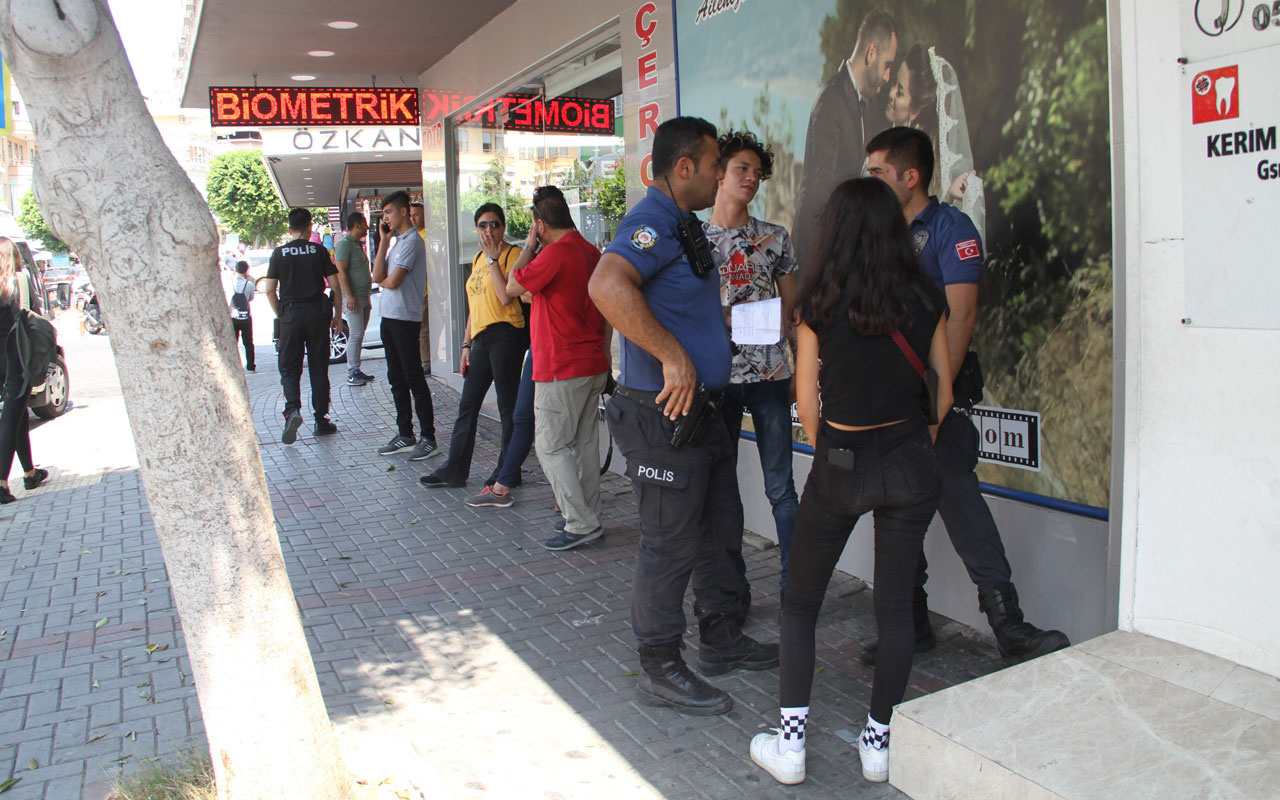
[862,126,1069,662]
[589,117,778,716]
[263,207,344,444]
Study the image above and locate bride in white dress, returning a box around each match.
[884,43,986,243]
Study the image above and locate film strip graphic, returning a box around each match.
[971,406,1041,472]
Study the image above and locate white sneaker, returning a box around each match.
[858,729,890,782]
[749,730,805,785]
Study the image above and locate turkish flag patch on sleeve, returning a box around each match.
[955,239,981,261]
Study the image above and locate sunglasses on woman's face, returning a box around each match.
[477,220,504,229]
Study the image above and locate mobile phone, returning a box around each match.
[827,448,855,470]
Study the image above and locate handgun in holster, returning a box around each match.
[669,387,724,449]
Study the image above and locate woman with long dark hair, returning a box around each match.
[749,178,952,785]
[419,203,529,489]
[0,237,49,503]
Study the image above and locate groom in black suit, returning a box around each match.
[793,9,898,268]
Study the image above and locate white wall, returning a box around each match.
[1118,0,1280,677]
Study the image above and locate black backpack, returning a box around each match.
[13,307,58,389]
[229,281,250,319]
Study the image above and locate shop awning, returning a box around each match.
[179,0,517,109]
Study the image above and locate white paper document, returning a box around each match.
[731,297,782,345]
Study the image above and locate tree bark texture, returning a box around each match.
[0,2,354,798]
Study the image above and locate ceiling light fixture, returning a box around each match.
[327,20,358,29]
[308,50,335,58]
[291,74,316,82]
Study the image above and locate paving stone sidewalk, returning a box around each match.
[0,349,1009,799]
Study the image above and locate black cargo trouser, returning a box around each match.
[277,299,331,420]
[605,390,751,647]
[911,407,1014,602]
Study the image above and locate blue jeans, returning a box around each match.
[495,350,535,488]
[722,379,799,584]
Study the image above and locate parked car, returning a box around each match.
[40,264,79,309]
[3,239,71,418]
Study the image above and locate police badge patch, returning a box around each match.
[631,226,658,250]
[912,229,929,254]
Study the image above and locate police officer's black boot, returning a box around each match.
[978,582,1070,659]
[858,585,936,667]
[637,643,732,715]
[696,613,780,676]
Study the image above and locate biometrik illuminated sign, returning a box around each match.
[208,87,418,127]
[209,86,616,135]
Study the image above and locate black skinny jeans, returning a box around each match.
[1,330,34,481]
[433,322,526,486]
[381,317,437,441]
[780,417,941,724]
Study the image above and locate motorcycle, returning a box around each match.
[82,290,105,335]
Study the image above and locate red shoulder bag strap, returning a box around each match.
[890,329,926,378]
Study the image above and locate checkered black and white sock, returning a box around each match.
[778,706,809,753]
[861,715,890,751]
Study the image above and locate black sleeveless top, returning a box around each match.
[813,284,946,427]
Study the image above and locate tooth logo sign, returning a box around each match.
[1192,65,1240,124]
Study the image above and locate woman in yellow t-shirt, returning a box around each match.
[420,203,531,489]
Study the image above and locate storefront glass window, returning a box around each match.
[447,34,626,369]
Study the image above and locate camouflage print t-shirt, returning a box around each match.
[703,217,799,383]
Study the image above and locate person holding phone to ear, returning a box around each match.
[748,177,951,787]
[419,203,528,489]
[372,191,438,461]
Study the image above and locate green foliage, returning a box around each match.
[17,190,68,254]
[477,154,512,201]
[987,7,1110,258]
[206,150,287,247]
[503,200,532,240]
[457,154,533,239]
[459,156,510,225]
[309,207,330,229]
[111,750,214,800]
[977,1,1112,388]
[592,165,627,222]
[558,160,594,192]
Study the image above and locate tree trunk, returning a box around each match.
[0,2,354,798]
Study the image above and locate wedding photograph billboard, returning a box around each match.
[674,0,1113,509]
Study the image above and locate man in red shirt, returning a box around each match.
[507,186,612,551]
